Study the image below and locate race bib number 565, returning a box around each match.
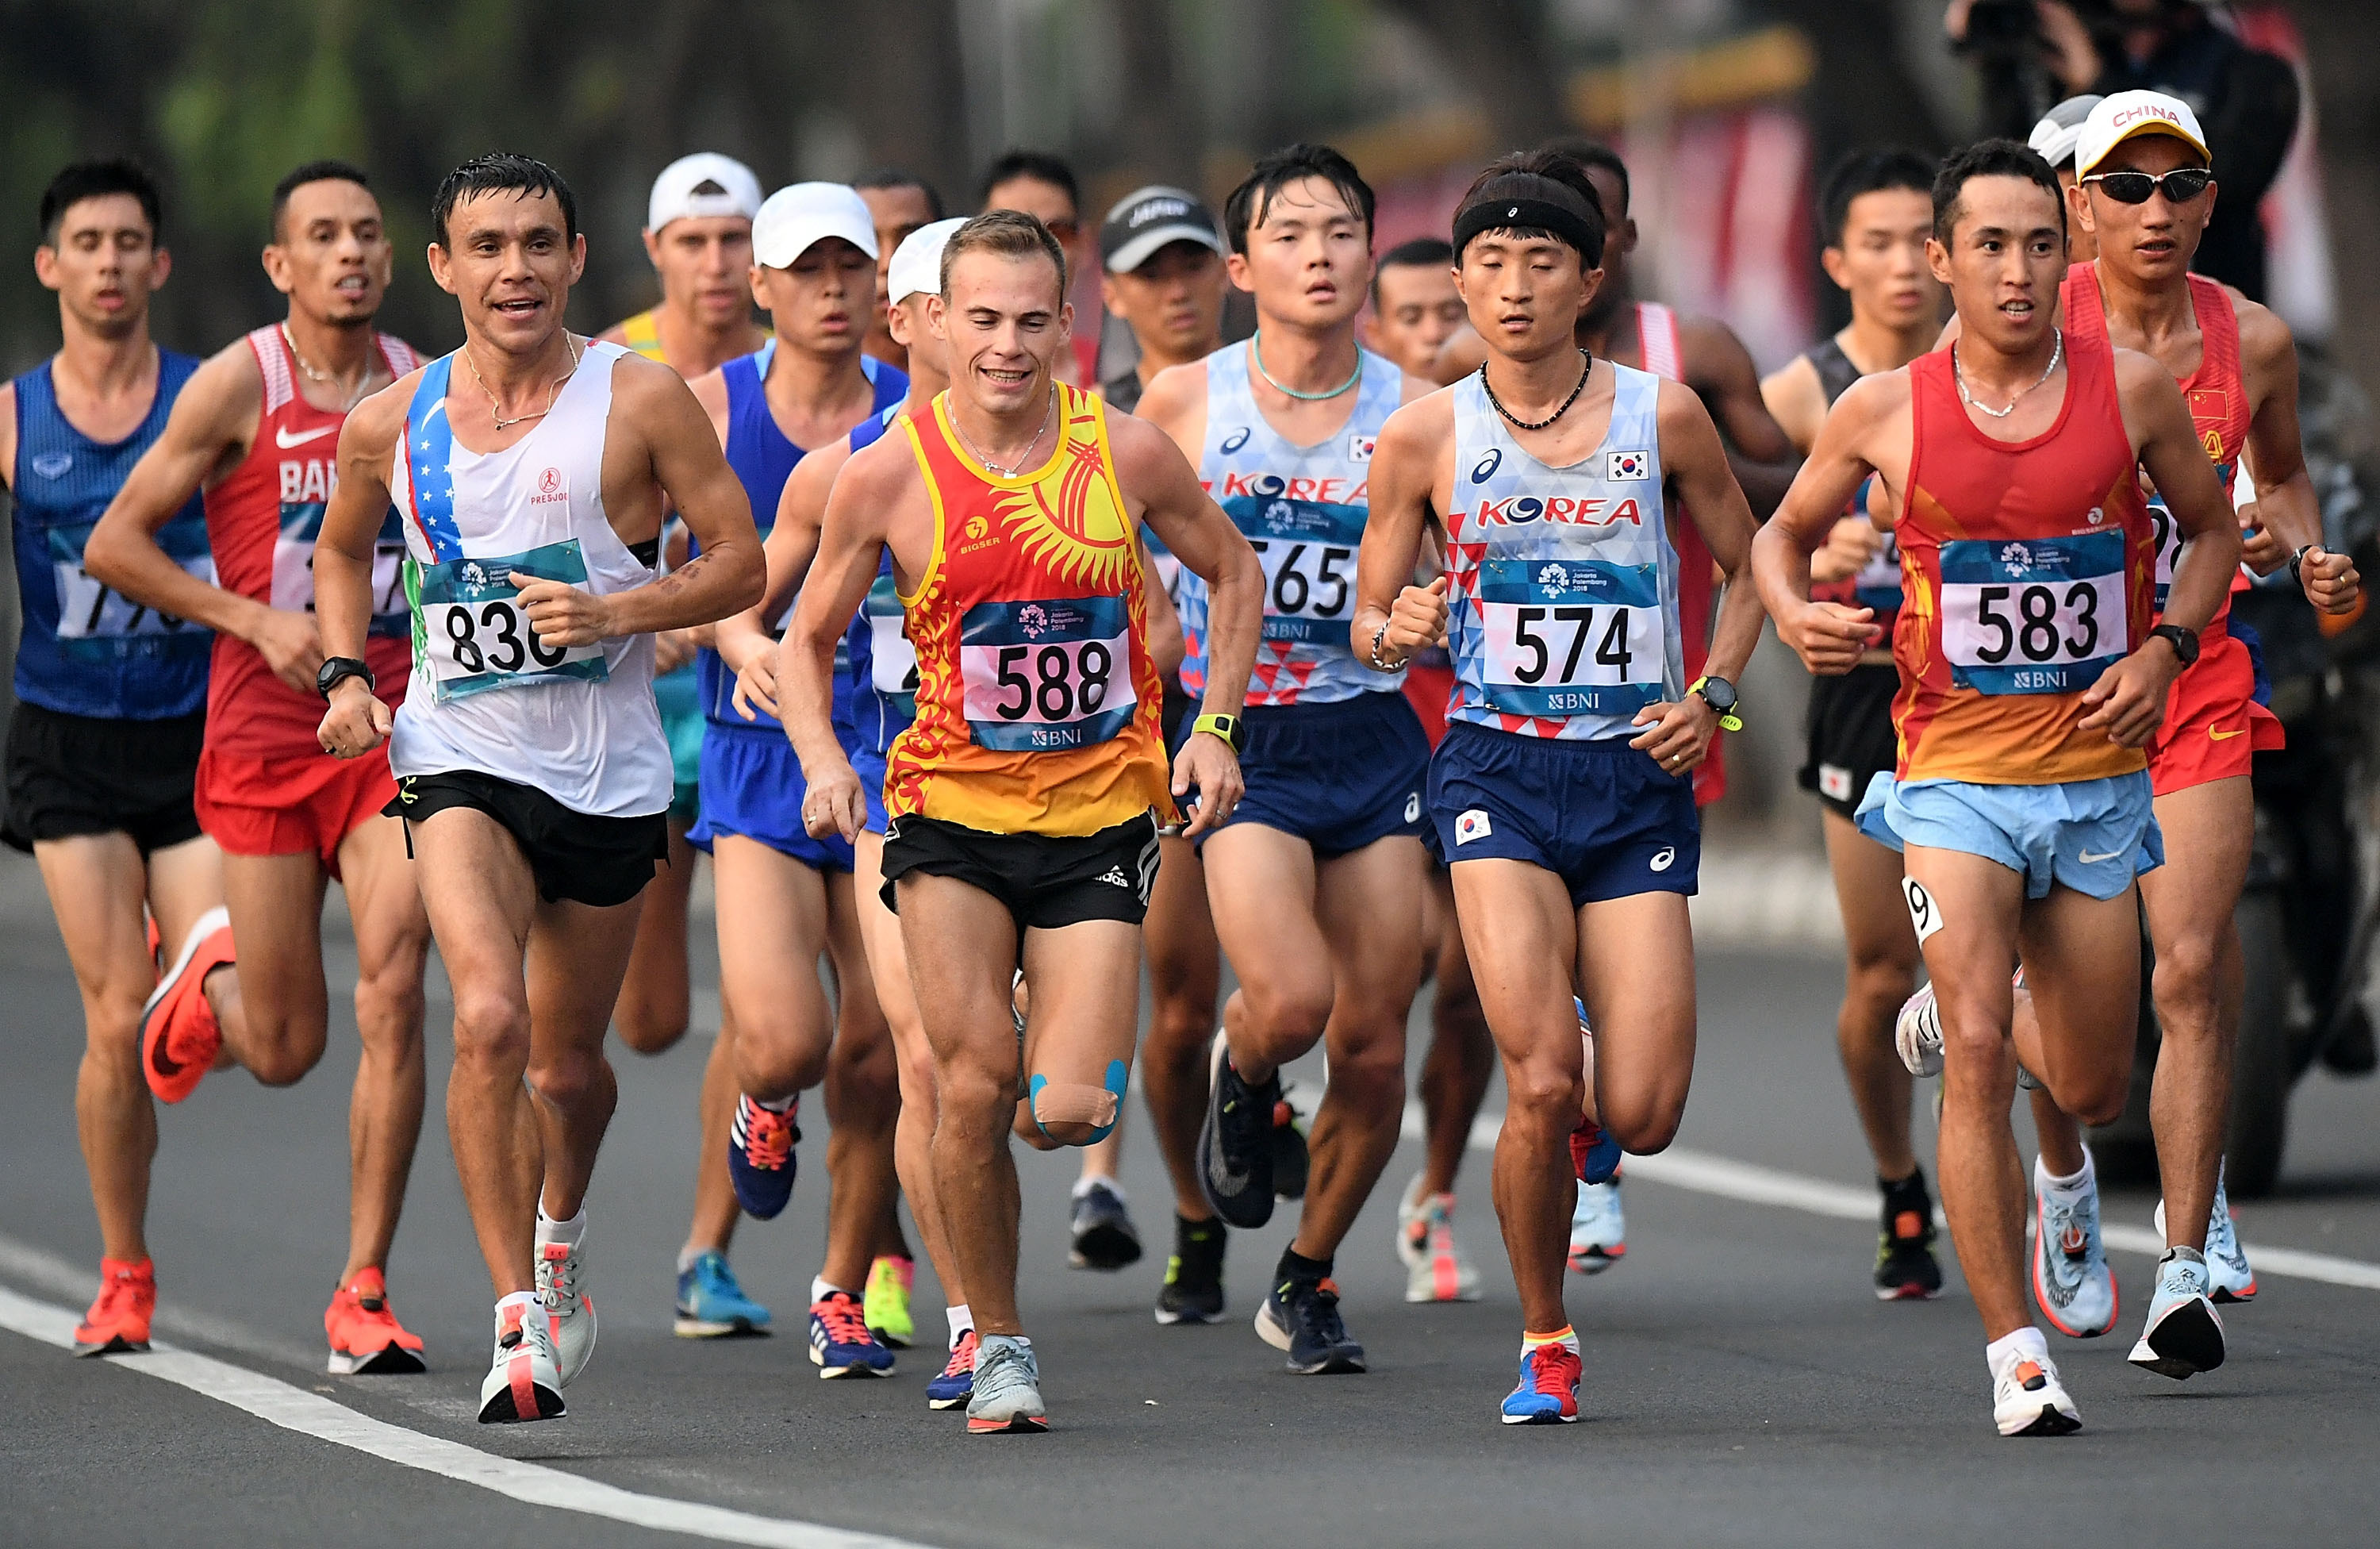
[416,540,608,701]
[959,595,1137,751]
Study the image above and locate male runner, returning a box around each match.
[853,170,942,372]
[594,152,769,1340]
[1136,144,1438,1374]
[1756,148,1948,1299]
[5,160,224,1359]
[978,152,1091,385]
[781,209,1261,1433]
[1754,139,2244,1436]
[2029,96,2106,266]
[1096,185,1230,413]
[83,161,436,1374]
[315,153,763,1423]
[1922,94,2356,1372]
[1359,151,1766,1424]
[1364,237,1466,376]
[684,180,910,1376]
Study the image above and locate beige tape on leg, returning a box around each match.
[1030,1082,1120,1130]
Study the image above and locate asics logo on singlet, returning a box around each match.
[30,452,71,480]
[1473,494,1643,528]
[1219,427,1252,455]
[275,424,335,448]
[1471,449,1503,484]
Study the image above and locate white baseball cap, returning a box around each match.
[888,217,970,306]
[751,182,879,270]
[2027,94,2104,172]
[2074,90,2211,179]
[646,152,762,233]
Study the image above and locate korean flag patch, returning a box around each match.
[1455,809,1493,845]
[1347,432,1376,463]
[1607,449,1650,481]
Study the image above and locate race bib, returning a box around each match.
[1475,557,1665,719]
[416,539,608,701]
[271,504,410,638]
[1223,494,1365,646]
[1852,525,1903,614]
[864,572,918,703]
[1940,532,2128,695]
[958,595,1135,751]
[48,521,213,647]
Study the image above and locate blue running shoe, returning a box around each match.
[967,1333,1048,1434]
[1569,1172,1626,1274]
[927,1329,977,1411]
[674,1251,771,1339]
[1255,1275,1365,1374]
[808,1290,895,1378]
[1500,1340,1582,1425]
[2031,1156,2115,1338]
[727,1094,799,1220]
[2129,1247,2225,1380]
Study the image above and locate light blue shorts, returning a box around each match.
[1853,770,2163,901]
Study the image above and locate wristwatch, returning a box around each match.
[1192,712,1246,752]
[2148,623,2202,668]
[317,656,375,701]
[1688,675,1745,732]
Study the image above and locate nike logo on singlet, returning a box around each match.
[276,424,336,448]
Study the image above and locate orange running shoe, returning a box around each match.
[75,1257,155,1355]
[140,906,232,1103]
[325,1267,428,1375]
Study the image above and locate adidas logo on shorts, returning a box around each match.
[1099,866,1133,889]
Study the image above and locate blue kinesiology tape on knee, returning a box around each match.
[1028,1059,1130,1144]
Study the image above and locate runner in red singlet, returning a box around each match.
[85,161,434,1375]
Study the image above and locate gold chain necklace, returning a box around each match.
[280,321,374,412]
[462,335,583,431]
[952,385,1056,478]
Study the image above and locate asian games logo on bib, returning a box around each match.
[992,424,1134,590]
[1999,541,2035,569]
[1536,562,1573,591]
[531,467,567,505]
[1606,449,1649,480]
[1018,603,1050,638]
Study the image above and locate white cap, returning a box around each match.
[2027,94,2104,172]
[2074,90,2211,179]
[751,182,879,269]
[888,217,970,306]
[646,152,762,233]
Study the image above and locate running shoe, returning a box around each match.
[536,1235,597,1386]
[927,1328,977,1410]
[324,1267,427,1374]
[478,1293,564,1424]
[1990,1347,2081,1437]
[808,1290,896,1378]
[1396,1173,1481,1303]
[864,1255,915,1346]
[674,1250,771,1338]
[1500,1341,1583,1425]
[1154,1214,1226,1325]
[2031,1160,2116,1338]
[1198,1031,1278,1228]
[1068,1178,1143,1271]
[966,1333,1047,1434]
[73,1256,154,1356]
[2129,1248,2226,1380]
[1875,1170,1943,1301]
[140,905,232,1104]
[2153,1168,2257,1303]
[1271,1090,1310,1201]
[1568,1171,1626,1274]
[1255,1274,1365,1374]
[1894,982,1944,1078]
[727,1094,799,1220]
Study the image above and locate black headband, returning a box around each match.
[1453,197,1599,265]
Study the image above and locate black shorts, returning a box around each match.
[1798,660,1901,822]
[3,701,205,855]
[880,809,1161,932]
[386,770,668,909]
[1161,678,1195,753]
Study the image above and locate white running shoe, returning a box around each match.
[1990,1345,2081,1437]
[478,1294,564,1424]
[1894,982,1943,1078]
[1568,1172,1627,1274]
[1396,1173,1481,1302]
[2153,1165,2257,1303]
[536,1235,597,1387]
[2129,1247,2226,1380]
[2031,1159,2117,1338]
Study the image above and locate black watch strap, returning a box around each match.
[2149,624,2200,668]
[317,656,375,701]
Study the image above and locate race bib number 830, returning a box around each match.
[416,540,608,701]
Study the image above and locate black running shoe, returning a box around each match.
[1198,1032,1277,1228]
[1069,1178,1143,1271]
[1154,1215,1226,1325]
[1255,1274,1365,1374]
[1270,1090,1310,1201]
[1875,1169,1943,1301]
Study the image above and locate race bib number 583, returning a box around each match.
[1939,532,2128,695]
[416,540,608,701]
[959,595,1136,751]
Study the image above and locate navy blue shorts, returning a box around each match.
[851,745,892,837]
[689,728,854,872]
[1191,691,1429,858]
[1428,723,1699,905]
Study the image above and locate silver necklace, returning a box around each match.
[953,385,1056,478]
[1953,328,2063,420]
[463,335,582,431]
[281,321,374,412]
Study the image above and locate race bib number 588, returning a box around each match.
[959,596,1137,751]
[416,540,608,701]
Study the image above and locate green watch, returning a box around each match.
[1688,675,1745,732]
[1192,712,1246,752]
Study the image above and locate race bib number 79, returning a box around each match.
[959,596,1136,751]
[1939,533,2129,695]
[416,539,608,701]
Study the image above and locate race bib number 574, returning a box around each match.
[416,540,608,701]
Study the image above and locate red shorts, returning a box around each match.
[194,744,398,878]
[1401,662,1455,751]
[2147,629,2285,798]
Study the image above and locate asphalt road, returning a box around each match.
[3,848,2378,1549]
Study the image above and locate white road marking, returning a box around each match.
[0,1281,938,1549]
[1400,1104,2380,1293]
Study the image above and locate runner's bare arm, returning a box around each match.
[1759,356,1827,456]
[314,382,409,755]
[686,366,732,456]
[722,447,841,721]
[1683,316,1798,517]
[780,439,904,840]
[2235,302,2357,611]
[1350,395,1451,665]
[1752,372,1899,675]
[1430,324,1488,387]
[0,381,14,490]
[1137,530,1187,681]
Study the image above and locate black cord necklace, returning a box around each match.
[1480,349,1592,432]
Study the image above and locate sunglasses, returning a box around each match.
[2082,168,2214,206]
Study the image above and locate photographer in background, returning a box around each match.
[1946,0,2298,297]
